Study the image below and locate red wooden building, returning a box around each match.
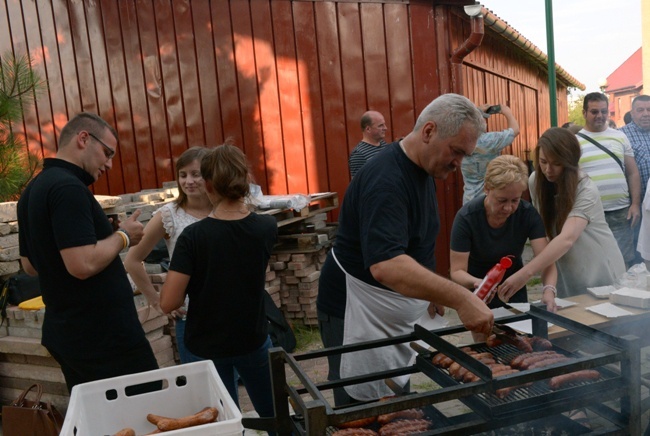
[1,0,584,274]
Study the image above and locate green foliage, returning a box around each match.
[292,324,323,352]
[567,93,586,127]
[527,276,542,287]
[0,52,45,201]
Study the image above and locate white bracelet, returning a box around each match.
[542,284,557,297]
[116,230,130,249]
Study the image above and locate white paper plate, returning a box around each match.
[492,307,516,319]
[510,298,576,312]
[610,287,650,298]
[586,302,634,318]
[508,302,530,312]
[587,285,617,299]
[502,320,553,335]
[554,298,577,309]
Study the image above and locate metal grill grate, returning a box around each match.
[428,342,614,408]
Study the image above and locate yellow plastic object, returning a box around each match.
[18,295,45,310]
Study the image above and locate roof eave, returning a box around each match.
[481,7,586,90]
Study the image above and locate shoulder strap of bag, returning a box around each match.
[576,132,624,172]
[0,279,10,327]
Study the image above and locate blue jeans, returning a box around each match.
[211,336,275,422]
[175,318,203,364]
[605,206,639,269]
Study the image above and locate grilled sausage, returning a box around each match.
[549,370,601,389]
[338,416,377,429]
[156,407,219,432]
[439,355,454,368]
[378,419,431,436]
[529,336,553,351]
[448,362,463,379]
[488,364,511,374]
[510,336,534,353]
[377,408,425,425]
[518,352,565,369]
[431,353,447,366]
[510,351,557,368]
[112,429,135,436]
[332,429,379,436]
[470,352,496,360]
[527,356,570,370]
[486,334,502,347]
[492,369,520,377]
[462,362,505,383]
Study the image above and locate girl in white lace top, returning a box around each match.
[125,146,213,363]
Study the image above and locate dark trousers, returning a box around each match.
[209,336,275,420]
[49,341,159,394]
[317,310,356,406]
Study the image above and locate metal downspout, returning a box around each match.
[450,13,484,95]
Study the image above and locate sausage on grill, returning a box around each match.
[526,356,570,370]
[377,408,425,425]
[529,336,553,351]
[549,370,601,389]
[338,417,377,429]
[510,351,557,368]
[518,352,565,369]
[332,429,379,436]
[378,419,431,436]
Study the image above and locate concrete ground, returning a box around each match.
[239,243,650,434]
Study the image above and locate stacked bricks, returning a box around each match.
[0,202,20,280]
[270,247,331,326]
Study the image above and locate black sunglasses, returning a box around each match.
[88,132,116,159]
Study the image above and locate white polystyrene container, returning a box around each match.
[61,360,243,435]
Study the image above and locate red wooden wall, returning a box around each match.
[1,0,572,276]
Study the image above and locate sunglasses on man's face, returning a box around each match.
[88,132,116,159]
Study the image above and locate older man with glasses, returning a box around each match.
[576,92,642,268]
[17,112,159,393]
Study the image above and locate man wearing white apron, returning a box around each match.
[317,93,494,404]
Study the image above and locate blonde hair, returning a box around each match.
[484,155,528,191]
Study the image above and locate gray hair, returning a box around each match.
[413,94,485,138]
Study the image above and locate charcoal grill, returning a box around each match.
[242,304,644,435]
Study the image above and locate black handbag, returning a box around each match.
[1,383,64,436]
[0,274,41,326]
[5,273,41,305]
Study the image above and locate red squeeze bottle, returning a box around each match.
[473,256,514,302]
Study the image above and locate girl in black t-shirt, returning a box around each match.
[161,144,278,426]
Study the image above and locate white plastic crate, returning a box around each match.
[61,360,243,435]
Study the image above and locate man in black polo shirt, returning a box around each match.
[18,112,158,392]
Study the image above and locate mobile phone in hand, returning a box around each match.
[486,105,501,115]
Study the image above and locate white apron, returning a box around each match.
[335,251,444,401]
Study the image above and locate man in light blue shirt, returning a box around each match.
[461,104,520,204]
